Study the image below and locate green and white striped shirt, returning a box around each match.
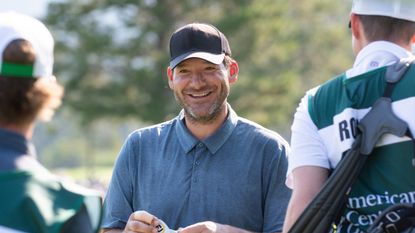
[288,41,415,232]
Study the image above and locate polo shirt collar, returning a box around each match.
[175,104,238,154]
[346,41,414,78]
[0,128,36,158]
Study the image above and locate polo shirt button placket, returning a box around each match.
[193,143,203,183]
[195,143,204,167]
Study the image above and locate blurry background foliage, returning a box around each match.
[35,0,353,186]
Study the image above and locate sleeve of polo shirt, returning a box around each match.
[102,134,136,229]
[286,89,330,188]
[262,138,292,233]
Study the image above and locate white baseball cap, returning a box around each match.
[351,0,415,22]
[0,12,54,78]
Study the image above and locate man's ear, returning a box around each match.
[228,60,239,84]
[350,13,361,39]
[167,67,174,89]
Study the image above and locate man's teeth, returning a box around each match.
[191,92,209,97]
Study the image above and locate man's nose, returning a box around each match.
[190,72,206,87]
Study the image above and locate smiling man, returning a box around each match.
[102,23,291,233]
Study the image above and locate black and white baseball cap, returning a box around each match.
[352,0,415,22]
[0,12,54,79]
[169,23,232,69]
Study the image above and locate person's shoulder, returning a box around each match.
[314,72,346,94]
[32,172,102,231]
[0,170,102,233]
[126,118,177,141]
[307,71,349,107]
[237,116,289,146]
[28,170,101,198]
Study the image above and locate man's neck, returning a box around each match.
[1,123,34,139]
[184,104,228,140]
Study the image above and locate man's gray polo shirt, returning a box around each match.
[102,106,291,232]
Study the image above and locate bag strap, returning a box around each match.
[358,58,414,155]
[383,57,415,167]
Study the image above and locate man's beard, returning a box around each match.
[174,86,229,124]
[183,100,224,124]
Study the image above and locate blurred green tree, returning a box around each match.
[45,0,353,136]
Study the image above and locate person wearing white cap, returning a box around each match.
[0,12,102,233]
[101,23,291,233]
[283,0,415,232]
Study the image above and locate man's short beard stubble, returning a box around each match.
[174,86,229,125]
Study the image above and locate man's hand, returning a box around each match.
[179,221,253,233]
[123,210,161,233]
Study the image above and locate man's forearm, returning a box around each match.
[282,199,305,233]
